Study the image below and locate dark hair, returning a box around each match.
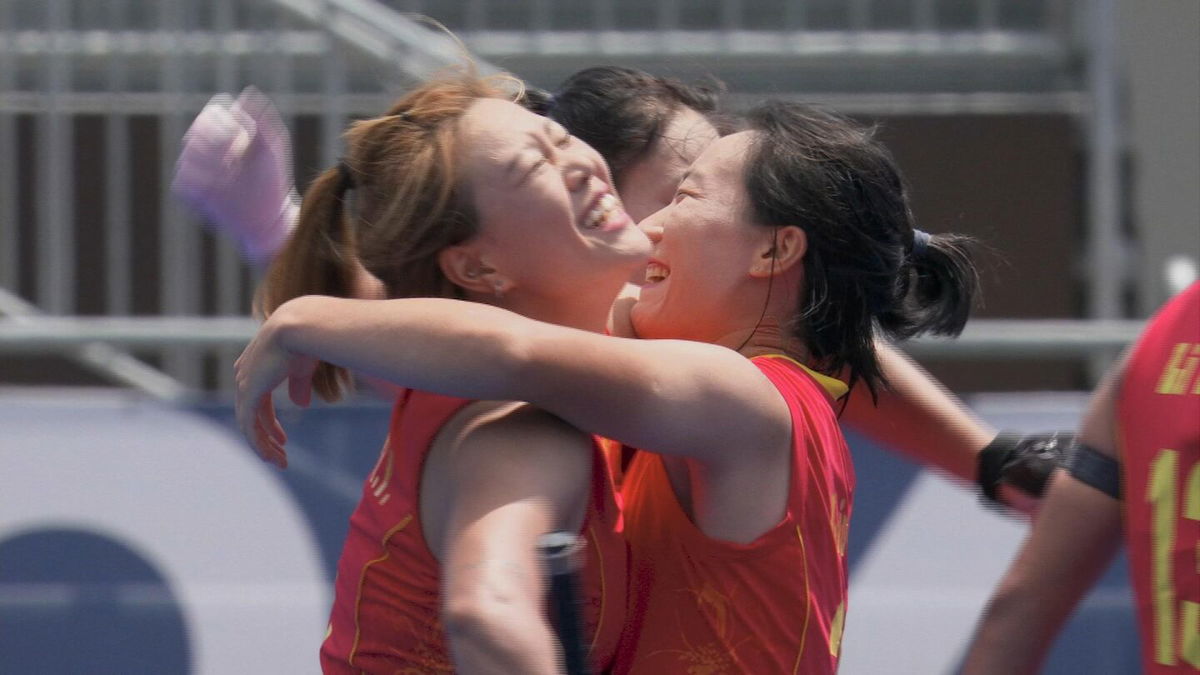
[260,72,514,400]
[543,66,724,183]
[743,101,978,396]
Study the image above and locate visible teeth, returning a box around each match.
[645,262,669,283]
[584,193,621,229]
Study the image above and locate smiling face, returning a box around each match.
[630,131,785,344]
[454,98,651,326]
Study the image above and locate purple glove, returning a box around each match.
[172,87,299,266]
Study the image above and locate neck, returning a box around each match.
[496,286,618,334]
[714,316,809,362]
[716,269,807,360]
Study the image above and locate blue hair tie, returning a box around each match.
[911,229,931,258]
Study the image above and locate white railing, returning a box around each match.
[0,314,1144,358]
[0,0,1128,400]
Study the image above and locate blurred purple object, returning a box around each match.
[172,87,299,266]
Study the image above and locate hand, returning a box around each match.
[606,282,641,339]
[978,431,1073,514]
[172,86,299,265]
[233,315,318,469]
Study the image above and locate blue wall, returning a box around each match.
[0,394,1139,673]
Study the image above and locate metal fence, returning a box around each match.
[0,0,1129,398]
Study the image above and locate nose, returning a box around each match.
[638,208,664,243]
[561,151,593,193]
[564,167,589,193]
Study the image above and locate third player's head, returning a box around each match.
[542,66,724,223]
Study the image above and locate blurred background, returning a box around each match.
[0,0,1196,673]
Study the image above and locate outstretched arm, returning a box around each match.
[841,344,994,482]
[842,344,1065,512]
[960,359,1125,673]
[235,295,791,467]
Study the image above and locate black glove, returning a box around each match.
[977,432,1073,504]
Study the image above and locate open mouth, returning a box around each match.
[583,193,623,230]
[645,261,670,284]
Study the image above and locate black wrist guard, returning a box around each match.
[977,431,1072,504]
[1064,442,1122,499]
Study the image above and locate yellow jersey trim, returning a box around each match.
[754,354,850,400]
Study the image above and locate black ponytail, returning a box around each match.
[743,101,980,396]
[877,232,979,339]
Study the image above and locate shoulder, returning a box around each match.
[751,355,848,409]
[452,401,593,448]
[442,401,595,484]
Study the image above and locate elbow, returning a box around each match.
[442,588,525,650]
[443,592,553,672]
[443,604,498,652]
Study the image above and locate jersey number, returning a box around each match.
[1147,448,1200,668]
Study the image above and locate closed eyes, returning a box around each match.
[526,133,573,174]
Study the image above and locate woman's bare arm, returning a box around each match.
[236,295,791,467]
[429,404,594,674]
[960,357,1126,673]
[840,343,994,483]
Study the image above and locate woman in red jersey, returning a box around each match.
[237,101,982,673]
[250,72,647,672]
[962,282,1200,675]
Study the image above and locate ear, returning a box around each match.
[437,244,503,296]
[750,226,806,278]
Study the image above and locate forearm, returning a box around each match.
[841,342,994,482]
[961,582,1066,674]
[446,605,561,675]
[274,295,530,399]
[962,472,1123,673]
[272,294,788,460]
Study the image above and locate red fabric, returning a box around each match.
[1117,282,1200,673]
[320,389,628,673]
[612,355,854,674]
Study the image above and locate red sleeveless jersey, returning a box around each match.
[612,355,854,674]
[320,389,628,673]
[1117,282,1200,673]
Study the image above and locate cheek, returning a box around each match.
[486,186,572,236]
[671,226,754,290]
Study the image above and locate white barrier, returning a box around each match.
[0,392,331,675]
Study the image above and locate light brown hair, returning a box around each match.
[260,71,519,400]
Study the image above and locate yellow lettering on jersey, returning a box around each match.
[1155,343,1200,395]
[832,495,850,558]
[1184,463,1200,667]
[368,445,395,505]
[829,601,846,657]
[1182,601,1200,668]
[1149,449,1178,665]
